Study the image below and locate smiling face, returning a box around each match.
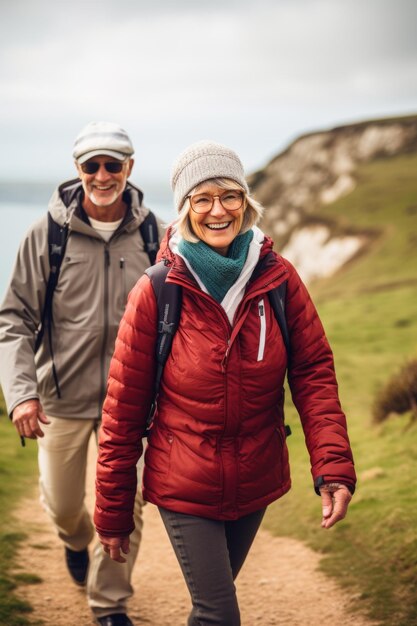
[188,181,246,256]
[75,155,133,220]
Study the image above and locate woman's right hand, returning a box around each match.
[319,483,352,529]
[98,534,130,563]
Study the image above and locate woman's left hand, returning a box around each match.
[319,483,352,529]
[98,534,130,563]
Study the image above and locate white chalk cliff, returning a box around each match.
[249,116,417,284]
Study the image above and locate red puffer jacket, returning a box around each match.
[95,236,356,537]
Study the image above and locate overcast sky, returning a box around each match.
[1,0,416,190]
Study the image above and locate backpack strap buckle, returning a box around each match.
[158,320,176,335]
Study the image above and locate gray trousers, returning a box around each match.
[159,506,266,626]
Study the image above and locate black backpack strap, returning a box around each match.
[268,280,290,360]
[268,280,292,438]
[144,261,182,434]
[139,211,159,266]
[34,212,69,397]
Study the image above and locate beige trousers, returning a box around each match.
[38,416,144,619]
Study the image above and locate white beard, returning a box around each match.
[88,189,120,207]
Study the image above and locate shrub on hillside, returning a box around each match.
[373,359,417,426]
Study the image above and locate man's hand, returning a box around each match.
[12,399,50,439]
[320,483,352,529]
[98,534,130,563]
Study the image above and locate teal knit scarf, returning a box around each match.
[178,230,254,302]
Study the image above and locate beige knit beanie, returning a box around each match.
[170,140,249,212]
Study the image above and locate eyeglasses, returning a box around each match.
[80,161,125,174]
[188,190,244,214]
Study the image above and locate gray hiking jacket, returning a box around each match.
[0,179,165,419]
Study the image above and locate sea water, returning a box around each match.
[0,202,46,300]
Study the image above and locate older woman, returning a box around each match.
[94,141,356,626]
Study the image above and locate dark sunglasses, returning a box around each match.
[80,161,125,174]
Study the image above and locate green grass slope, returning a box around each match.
[0,398,42,626]
[264,153,417,626]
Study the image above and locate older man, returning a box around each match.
[0,121,164,626]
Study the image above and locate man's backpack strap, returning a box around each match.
[35,212,69,354]
[139,211,159,266]
[268,280,290,360]
[144,261,182,434]
[34,212,69,397]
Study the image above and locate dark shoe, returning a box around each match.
[96,615,134,626]
[64,546,89,586]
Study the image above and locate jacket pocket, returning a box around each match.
[275,423,290,486]
[146,426,174,478]
[257,299,266,361]
[117,257,128,311]
[55,254,89,307]
[37,360,56,400]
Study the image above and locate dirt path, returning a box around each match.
[14,438,376,626]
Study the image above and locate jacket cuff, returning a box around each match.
[314,475,356,496]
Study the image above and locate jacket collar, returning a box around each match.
[48,179,149,236]
[160,224,288,296]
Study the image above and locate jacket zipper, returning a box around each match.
[99,245,110,416]
[221,339,230,373]
[257,299,266,361]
